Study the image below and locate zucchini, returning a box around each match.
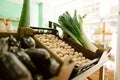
[46,58,60,77]
[25,48,51,79]
[8,35,36,75]
[25,48,51,75]
[25,48,51,62]
[0,52,32,80]
[25,48,60,79]
[11,48,36,75]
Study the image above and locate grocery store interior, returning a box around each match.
[0,0,119,80]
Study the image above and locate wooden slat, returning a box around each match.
[0,18,19,22]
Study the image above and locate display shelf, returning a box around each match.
[71,51,109,80]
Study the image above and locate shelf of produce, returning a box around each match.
[30,27,108,80]
[72,51,109,80]
[12,27,109,80]
[0,28,75,80]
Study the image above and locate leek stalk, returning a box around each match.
[18,0,30,28]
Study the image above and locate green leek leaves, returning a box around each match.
[54,10,98,53]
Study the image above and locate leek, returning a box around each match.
[18,0,30,28]
[54,10,98,53]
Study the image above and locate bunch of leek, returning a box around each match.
[54,10,98,53]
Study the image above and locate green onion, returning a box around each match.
[54,10,98,53]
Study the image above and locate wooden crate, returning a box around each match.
[62,34,104,60]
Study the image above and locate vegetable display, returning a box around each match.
[0,35,61,80]
[54,10,98,53]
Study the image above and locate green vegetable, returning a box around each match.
[18,0,30,28]
[54,10,98,53]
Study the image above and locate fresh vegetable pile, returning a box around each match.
[0,35,60,80]
[54,10,98,53]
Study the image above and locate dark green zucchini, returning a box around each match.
[10,47,36,75]
[8,35,36,75]
[45,58,60,78]
[25,48,51,61]
[25,48,50,78]
[0,52,32,80]
[25,48,51,73]
[25,48,60,79]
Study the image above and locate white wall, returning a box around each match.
[42,3,56,27]
[30,2,39,27]
[9,0,39,27]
